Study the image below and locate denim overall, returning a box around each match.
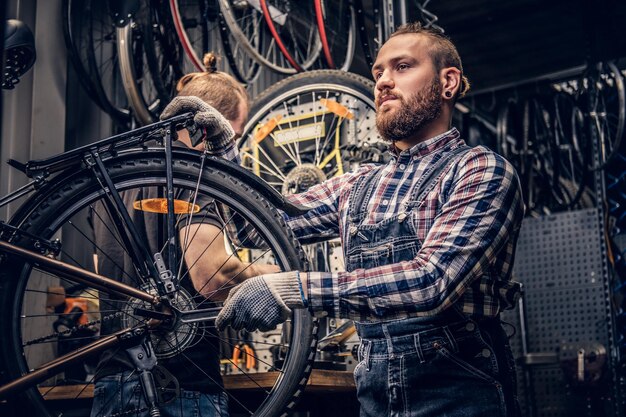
[345,146,520,417]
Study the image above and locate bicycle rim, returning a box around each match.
[116,0,184,126]
[240,70,384,190]
[219,0,297,75]
[589,61,625,171]
[64,0,132,125]
[353,0,382,68]
[314,0,356,71]
[258,0,322,72]
[0,150,316,417]
[170,0,262,85]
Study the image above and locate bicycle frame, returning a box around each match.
[0,113,185,400]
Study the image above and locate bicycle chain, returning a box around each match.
[23,311,124,346]
[25,310,167,417]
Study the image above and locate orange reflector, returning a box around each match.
[254,115,283,143]
[133,198,200,214]
[320,99,354,119]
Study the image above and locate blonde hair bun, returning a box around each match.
[203,52,219,73]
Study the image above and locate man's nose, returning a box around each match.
[376,70,394,91]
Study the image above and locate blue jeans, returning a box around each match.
[91,372,229,417]
[354,316,520,417]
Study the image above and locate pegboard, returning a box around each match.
[501,208,614,417]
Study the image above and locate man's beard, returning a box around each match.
[375,78,443,143]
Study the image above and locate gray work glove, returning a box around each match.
[160,96,235,151]
[215,271,307,332]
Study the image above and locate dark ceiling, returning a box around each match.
[362,0,626,95]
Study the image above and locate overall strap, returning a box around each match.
[349,166,387,222]
[406,145,471,210]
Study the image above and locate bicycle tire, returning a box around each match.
[588,61,626,171]
[143,1,185,104]
[117,1,182,126]
[314,0,356,71]
[218,0,298,75]
[63,0,132,125]
[169,0,208,72]
[170,0,262,85]
[353,0,382,68]
[217,9,264,85]
[240,70,384,190]
[552,92,589,209]
[258,0,322,73]
[0,149,317,417]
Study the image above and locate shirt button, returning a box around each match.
[399,164,406,170]
[482,348,492,358]
[413,155,418,161]
[465,322,475,332]
[382,200,389,205]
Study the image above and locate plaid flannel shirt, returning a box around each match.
[217,128,524,322]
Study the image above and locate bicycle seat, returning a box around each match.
[2,19,36,90]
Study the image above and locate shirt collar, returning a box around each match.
[390,127,461,158]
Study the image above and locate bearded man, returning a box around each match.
[163,22,524,417]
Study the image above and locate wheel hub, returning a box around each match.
[122,285,199,359]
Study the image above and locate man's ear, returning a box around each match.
[440,67,461,98]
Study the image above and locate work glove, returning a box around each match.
[215,271,307,332]
[160,96,235,150]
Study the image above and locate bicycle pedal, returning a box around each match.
[152,365,180,404]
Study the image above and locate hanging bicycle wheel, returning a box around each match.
[240,70,384,191]
[219,0,319,75]
[170,0,262,84]
[353,0,383,68]
[551,91,591,209]
[63,0,132,125]
[0,149,316,416]
[257,0,322,72]
[314,0,356,71]
[117,1,182,125]
[588,61,626,171]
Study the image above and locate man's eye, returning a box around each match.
[397,63,409,71]
[374,72,382,80]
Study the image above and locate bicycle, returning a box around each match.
[0,113,317,417]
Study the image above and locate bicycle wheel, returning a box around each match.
[552,92,590,209]
[353,0,382,68]
[258,0,322,72]
[588,61,626,171]
[0,149,316,416]
[219,0,315,75]
[240,70,384,191]
[170,0,262,85]
[63,0,132,125]
[117,1,181,125]
[314,0,356,71]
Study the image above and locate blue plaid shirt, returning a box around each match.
[218,128,524,321]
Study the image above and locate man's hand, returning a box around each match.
[161,96,235,150]
[215,271,307,332]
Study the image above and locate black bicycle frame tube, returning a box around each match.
[89,150,162,282]
[164,128,178,277]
